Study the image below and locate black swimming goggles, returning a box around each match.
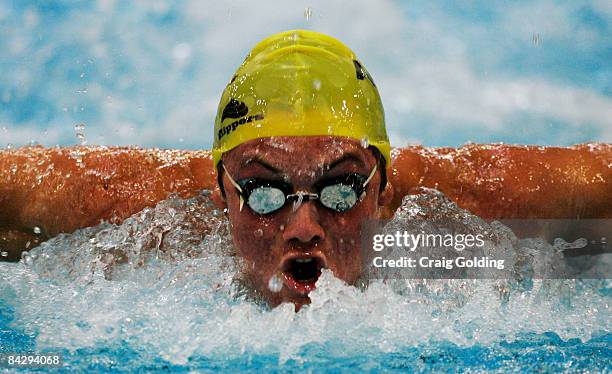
[222,164,377,215]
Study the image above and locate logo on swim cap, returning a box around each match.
[353,60,376,87]
[221,99,249,122]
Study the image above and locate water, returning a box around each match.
[0,191,610,371]
[304,7,313,22]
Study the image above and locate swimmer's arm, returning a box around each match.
[0,146,215,261]
[1,143,610,261]
[388,143,612,219]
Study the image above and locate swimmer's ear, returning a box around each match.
[211,186,227,210]
[378,180,393,208]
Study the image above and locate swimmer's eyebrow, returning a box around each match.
[326,153,365,170]
[238,153,364,175]
[240,156,281,174]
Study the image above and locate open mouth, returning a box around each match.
[280,254,327,295]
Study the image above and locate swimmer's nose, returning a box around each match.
[282,201,325,244]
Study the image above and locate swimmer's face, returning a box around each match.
[216,136,392,309]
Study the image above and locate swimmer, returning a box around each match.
[1,31,611,308]
[211,30,393,307]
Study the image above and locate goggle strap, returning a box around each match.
[287,191,319,212]
[359,164,377,199]
[292,194,303,212]
[222,164,245,212]
[364,164,377,187]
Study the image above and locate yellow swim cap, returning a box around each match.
[212,29,390,167]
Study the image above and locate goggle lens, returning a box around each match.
[248,186,286,214]
[319,184,358,212]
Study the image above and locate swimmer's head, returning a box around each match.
[212,30,393,309]
[212,29,390,168]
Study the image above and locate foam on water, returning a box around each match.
[0,190,609,366]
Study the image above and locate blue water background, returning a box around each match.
[1,0,611,149]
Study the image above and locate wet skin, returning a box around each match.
[214,136,393,308]
[1,144,610,262]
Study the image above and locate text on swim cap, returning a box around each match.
[218,113,265,141]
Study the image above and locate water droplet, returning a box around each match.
[279,224,285,232]
[553,237,588,251]
[168,208,176,217]
[268,274,283,293]
[532,33,542,46]
[1,251,8,257]
[22,254,33,266]
[254,228,263,237]
[360,136,369,148]
[74,123,87,145]
[304,7,312,21]
[313,79,321,90]
[33,226,41,234]
[173,43,192,64]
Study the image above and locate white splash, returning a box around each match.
[0,190,609,366]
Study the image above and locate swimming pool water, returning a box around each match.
[1,301,609,372]
[1,192,609,372]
